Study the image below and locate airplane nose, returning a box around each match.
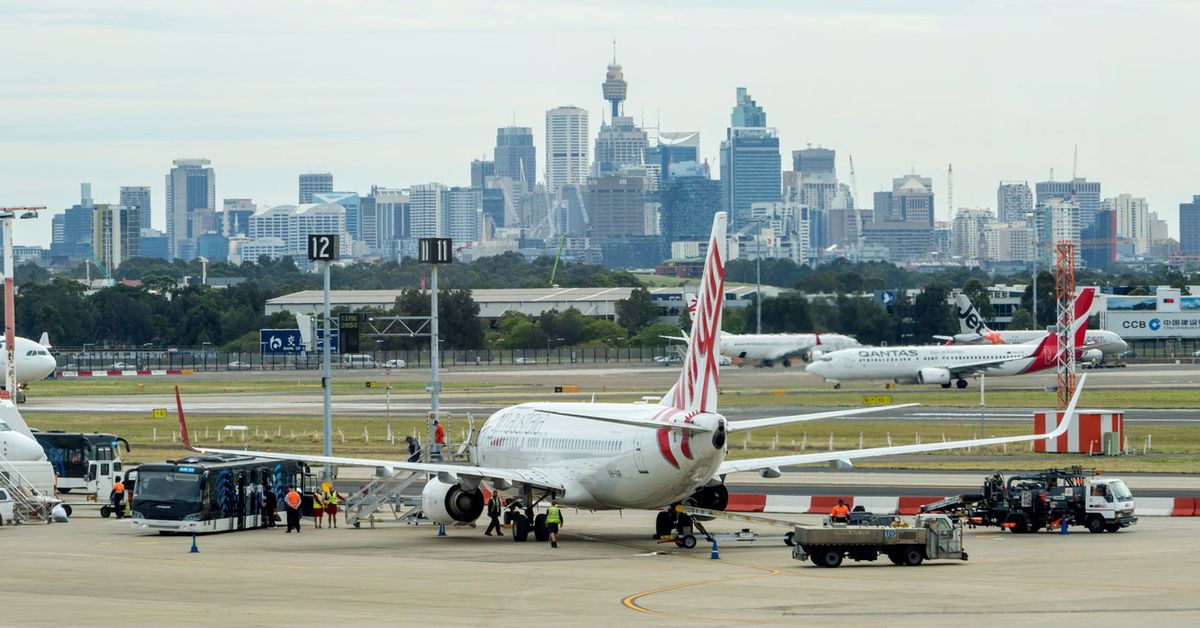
[805,362,824,375]
[5,432,46,461]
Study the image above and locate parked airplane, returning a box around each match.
[174,212,1085,540]
[0,335,58,389]
[941,291,1127,361]
[807,289,1096,389]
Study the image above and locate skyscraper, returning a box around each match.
[119,186,152,233]
[586,175,648,239]
[545,106,589,193]
[1036,178,1101,229]
[1081,208,1116,270]
[443,186,483,243]
[720,89,780,228]
[1181,195,1200,257]
[165,158,217,260]
[409,183,446,239]
[470,160,495,189]
[222,198,255,238]
[593,116,648,178]
[1102,194,1150,254]
[997,181,1033,223]
[50,184,97,262]
[312,192,361,241]
[92,204,141,275]
[890,174,935,226]
[298,173,333,204]
[951,208,995,261]
[644,132,700,186]
[792,147,835,177]
[494,126,537,188]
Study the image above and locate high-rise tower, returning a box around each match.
[601,43,627,119]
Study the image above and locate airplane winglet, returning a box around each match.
[175,385,196,451]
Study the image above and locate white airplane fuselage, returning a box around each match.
[807,345,1044,383]
[956,330,1127,355]
[476,403,726,510]
[0,337,58,387]
[720,332,860,365]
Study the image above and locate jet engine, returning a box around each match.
[1081,349,1103,363]
[420,478,485,525]
[917,367,952,385]
[682,482,729,511]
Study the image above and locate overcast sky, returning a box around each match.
[2,0,1197,247]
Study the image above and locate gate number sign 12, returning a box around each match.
[307,234,339,261]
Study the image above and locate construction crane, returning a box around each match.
[946,163,954,224]
[848,155,863,249]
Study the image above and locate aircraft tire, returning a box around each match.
[655,511,675,538]
[955,379,968,389]
[511,514,529,542]
[533,514,550,542]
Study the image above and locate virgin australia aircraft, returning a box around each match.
[176,212,1083,539]
[1,333,58,388]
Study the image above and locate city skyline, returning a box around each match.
[2,1,1198,247]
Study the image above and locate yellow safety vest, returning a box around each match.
[326,491,339,505]
[313,493,324,507]
[545,506,562,524]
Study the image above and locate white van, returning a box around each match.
[0,487,13,526]
[341,354,377,369]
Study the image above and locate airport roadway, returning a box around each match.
[3,505,1197,625]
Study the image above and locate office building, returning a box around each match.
[119,186,152,232]
[371,187,410,248]
[792,147,835,177]
[985,221,1034,262]
[470,160,495,189]
[248,203,348,264]
[951,208,995,261]
[890,174,935,226]
[747,202,812,264]
[644,131,700,186]
[1102,194,1150,254]
[166,158,217,260]
[545,106,589,192]
[657,175,721,244]
[197,232,229,262]
[1180,195,1200,257]
[1034,198,1082,267]
[140,229,170,261]
[495,126,536,189]
[444,186,483,243]
[92,204,141,275]
[298,173,333,204]
[49,184,96,262]
[553,184,588,237]
[586,175,648,239]
[409,183,446,239]
[1036,177,1101,229]
[861,221,934,263]
[222,198,255,237]
[720,88,780,228]
[312,192,361,241]
[593,115,648,178]
[1082,208,1116,270]
[997,181,1033,223]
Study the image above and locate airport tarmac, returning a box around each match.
[2,505,1197,626]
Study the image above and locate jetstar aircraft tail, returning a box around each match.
[663,212,726,414]
[955,293,992,336]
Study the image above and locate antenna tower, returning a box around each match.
[1055,241,1077,410]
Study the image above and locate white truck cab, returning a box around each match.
[1082,477,1137,532]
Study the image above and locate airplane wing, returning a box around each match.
[719,375,1087,475]
[172,388,563,493]
[726,404,919,433]
[527,405,713,434]
[944,354,1030,377]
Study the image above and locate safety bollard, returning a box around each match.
[190,533,200,553]
[437,523,446,537]
[1060,518,1069,535]
[710,539,720,560]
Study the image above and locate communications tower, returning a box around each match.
[601,42,627,119]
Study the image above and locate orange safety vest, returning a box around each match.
[112,482,126,494]
[286,490,301,509]
[831,504,849,518]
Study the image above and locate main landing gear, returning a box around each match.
[510,485,554,543]
[940,379,969,389]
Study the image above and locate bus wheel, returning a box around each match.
[58,488,72,494]
[100,506,111,518]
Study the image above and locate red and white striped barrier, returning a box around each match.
[728,494,1198,516]
[1034,411,1125,454]
[57,369,192,378]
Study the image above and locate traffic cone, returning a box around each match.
[710,539,720,560]
[437,523,446,537]
[190,533,199,553]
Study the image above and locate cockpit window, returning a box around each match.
[820,356,833,362]
[0,421,10,431]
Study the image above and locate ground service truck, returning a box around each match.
[792,514,968,568]
[922,466,1137,534]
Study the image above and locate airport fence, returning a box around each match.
[52,345,685,373]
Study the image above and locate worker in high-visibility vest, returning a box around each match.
[311,489,325,529]
[285,486,302,533]
[110,476,127,519]
[830,499,850,523]
[324,488,340,529]
[545,499,564,548]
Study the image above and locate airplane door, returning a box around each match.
[633,432,650,474]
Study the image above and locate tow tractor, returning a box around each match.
[921,466,1137,534]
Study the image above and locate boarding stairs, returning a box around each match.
[344,470,424,528]
[0,454,55,524]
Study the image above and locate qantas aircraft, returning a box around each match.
[807,289,1096,389]
[940,291,1127,361]
[176,212,1085,540]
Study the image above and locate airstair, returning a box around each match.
[0,454,56,523]
[344,470,424,528]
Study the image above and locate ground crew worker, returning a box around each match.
[484,493,503,537]
[284,486,302,533]
[405,436,421,462]
[324,487,340,529]
[433,421,446,461]
[545,500,564,548]
[312,489,325,529]
[110,476,126,519]
[831,499,850,523]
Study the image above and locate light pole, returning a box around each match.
[0,206,43,400]
[1026,211,1039,327]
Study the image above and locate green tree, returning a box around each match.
[911,283,956,341]
[615,288,659,332]
[1019,271,1057,328]
[1008,308,1035,330]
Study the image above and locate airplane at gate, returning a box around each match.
[174,212,1084,539]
